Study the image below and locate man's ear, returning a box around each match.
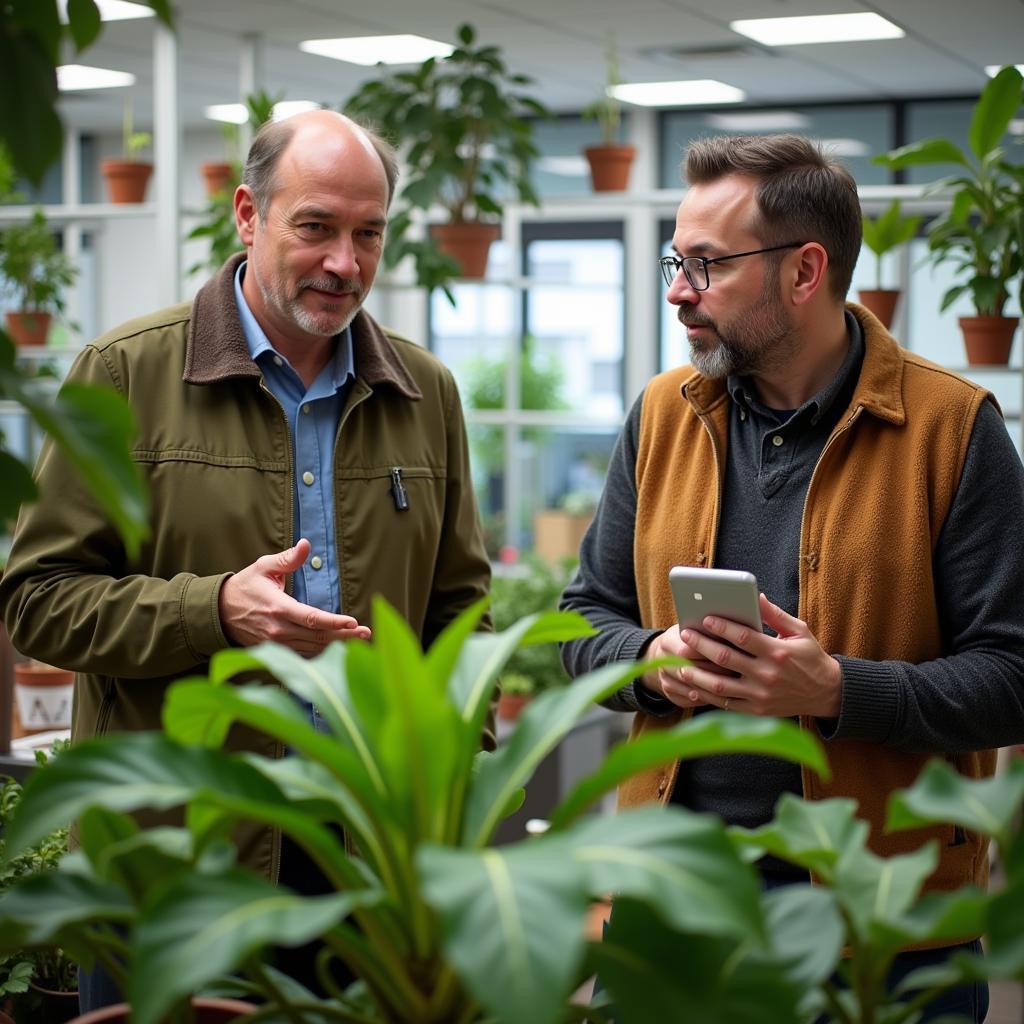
[789,242,829,307]
[235,185,259,246]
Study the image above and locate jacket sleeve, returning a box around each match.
[559,391,664,712]
[828,399,1024,752]
[0,344,230,678]
[421,369,492,648]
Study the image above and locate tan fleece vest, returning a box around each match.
[621,305,997,897]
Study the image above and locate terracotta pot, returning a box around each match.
[13,661,74,735]
[857,289,900,330]
[498,691,533,722]
[583,144,636,192]
[201,161,237,197]
[69,997,255,1023]
[29,982,80,1024]
[100,160,153,204]
[430,222,500,279]
[959,315,1018,366]
[4,310,52,347]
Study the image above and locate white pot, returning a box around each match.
[13,664,74,732]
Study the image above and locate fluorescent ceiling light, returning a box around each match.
[205,101,322,125]
[271,101,322,121]
[205,104,248,125]
[58,0,154,21]
[985,64,1024,77]
[299,34,454,66]
[57,64,136,91]
[537,155,589,177]
[707,111,810,131]
[819,137,870,158]
[731,13,903,46]
[611,80,745,107]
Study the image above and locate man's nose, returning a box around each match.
[667,267,700,305]
[323,235,358,279]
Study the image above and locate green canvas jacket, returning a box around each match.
[0,253,492,877]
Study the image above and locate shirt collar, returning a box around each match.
[727,310,864,425]
[233,260,355,389]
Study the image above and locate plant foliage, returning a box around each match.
[875,65,1024,315]
[860,200,923,289]
[344,22,550,294]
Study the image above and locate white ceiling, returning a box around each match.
[57,0,1024,134]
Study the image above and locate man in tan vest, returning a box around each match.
[560,133,1024,1022]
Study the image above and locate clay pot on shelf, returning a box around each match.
[100,160,153,204]
[583,143,636,192]
[430,222,500,279]
[959,315,1018,366]
[4,310,52,347]
[200,161,237,197]
[69,997,255,1023]
[857,289,901,330]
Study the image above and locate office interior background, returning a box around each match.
[1,0,1022,563]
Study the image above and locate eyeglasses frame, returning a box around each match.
[658,241,808,290]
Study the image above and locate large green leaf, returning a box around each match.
[970,66,1024,160]
[4,733,283,858]
[832,841,938,945]
[592,898,803,1024]
[874,138,969,171]
[886,757,1024,853]
[761,884,844,990]
[418,839,590,1024]
[552,713,827,829]
[0,372,150,558]
[129,869,378,1024]
[0,10,62,184]
[0,871,134,953]
[733,794,867,881]
[983,876,1024,978]
[462,658,666,847]
[565,807,766,943]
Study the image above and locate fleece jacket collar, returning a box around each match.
[679,303,907,427]
[182,252,421,401]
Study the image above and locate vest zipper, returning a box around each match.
[390,467,410,511]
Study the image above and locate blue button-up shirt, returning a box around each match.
[233,262,353,614]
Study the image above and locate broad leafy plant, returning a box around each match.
[0,1,161,548]
[875,65,1024,316]
[344,23,550,295]
[0,600,830,1024]
[860,200,922,290]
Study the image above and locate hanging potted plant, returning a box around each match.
[100,100,153,204]
[0,210,77,348]
[344,23,549,294]
[582,35,635,193]
[875,65,1024,365]
[857,199,922,329]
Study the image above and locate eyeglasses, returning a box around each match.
[658,242,807,290]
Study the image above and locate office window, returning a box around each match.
[660,104,893,187]
[530,114,625,198]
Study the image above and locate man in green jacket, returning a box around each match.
[0,110,491,1007]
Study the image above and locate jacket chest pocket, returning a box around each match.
[336,465,445,549]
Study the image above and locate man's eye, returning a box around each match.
[300,223,326,233]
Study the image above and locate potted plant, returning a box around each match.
[0,210,77,348]
[533,490,596,564]
[11,660,73,738]
[198,89,280,202]
[875,65,1024,364]
[100,100,153,204]
[858,199,922,328]
[496,672,535,721]
[0,744,79,1024]
[3,602,1024,1023]
[188,91,280,278]
[582,35,636,193]
[344,23,550,292]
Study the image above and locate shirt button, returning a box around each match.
[273,355,283,367]
[302,471,314,486]
[772,434,784,447]
[302,403,311,414]
[739,409,747,421]
[310,556,323,570]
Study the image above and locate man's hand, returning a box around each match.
[657,593,842,718]
[642,625,718,696]
[219,539,371,655]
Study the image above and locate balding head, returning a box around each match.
[243,109,398,220]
